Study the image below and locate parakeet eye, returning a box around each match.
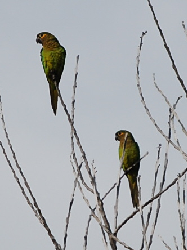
[40,33,47,39]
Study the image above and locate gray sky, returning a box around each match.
[1,1,187,249]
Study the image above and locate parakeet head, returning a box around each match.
[36,32,59,46]
[115,130,130,141]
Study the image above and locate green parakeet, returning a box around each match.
[115,130,140,208]
[36,32,66,115]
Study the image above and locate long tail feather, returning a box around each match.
[127,175,139,208]
[49,83,58,115]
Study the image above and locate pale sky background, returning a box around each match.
[1,1,187,249]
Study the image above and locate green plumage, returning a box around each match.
[36,32,66,114]
[115,130,140,208]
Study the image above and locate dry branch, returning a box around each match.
[115,166,187,234]
[0,97,62,250]
[136,32,187,161]
[147,0,187,96]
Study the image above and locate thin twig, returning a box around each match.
[146,144,162,250]
[0,97,62,250]
[147,144,161,224]
[138,176,148,250]
[160,109,171,191]
[182,21,187,40]
[136,32,187,160]
[146,110,171,249]
[0,142,38,216]
[182,175,186,250]
[91,164,117,250]
[160,236,172,250]
[74,166,134,250]
[115,167,187,234]
[63,56,86,250]
[153,75,187,137]
[170,99,187,164]
[114,133,127,231]
[140,145,161,250]
[173,236,179,250]
[63,161,82,250]
[103,152,149,201]
[83,214,92,250]
[91,162,109,249]
[147,0,187,96]
[83,152,148,249]
[54,79,94,193]
[177,175,186,250]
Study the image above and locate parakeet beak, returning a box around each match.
[115,134,119,141]
[36,37,42,44]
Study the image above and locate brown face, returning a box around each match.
[115,130,126,141]
[36,33,47,44]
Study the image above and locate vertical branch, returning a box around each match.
[53,81,94,193]
[71,55,79,121]
[160,109,171,190]
[91,163,109,249]
[83,214,92,250]
[63,161,83,250]
[182,21,187,40]
[170,97,187,162]
[140,145,161,250]
[114,133,127,231]
[138,176,148,250]
[63,169,77,250]
[148,110,171,249]
[173,236,179,250]
[177,175,186,250]
[147,144,161,226]
[113,167,122,231]
[63,55,86,250]
[182,175,186,250]
[91,164,117,250]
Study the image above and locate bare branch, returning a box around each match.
[173,236,179,250]
[177,175,187,250]
[136,32,187,160]
[63,161,82,250]
[140,145,161,250]
[64,56,92,249]
[115,167,187,234]
[182,21,187,40]
[76,169,134,250]
[147,0,187,96]
[54,79,94,193]
[102,152,149,202]
[138,176,148,250]
[148,139,170,249]
[0,141,38,216]
[114,133,127,231]
[83,214,92,250]
[0,96,62,250]
[153,75,187,137]
[91,163,109,249]
[160,236,172,250]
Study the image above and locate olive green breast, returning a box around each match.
[119,134,140,175]
[41,46,66,84]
